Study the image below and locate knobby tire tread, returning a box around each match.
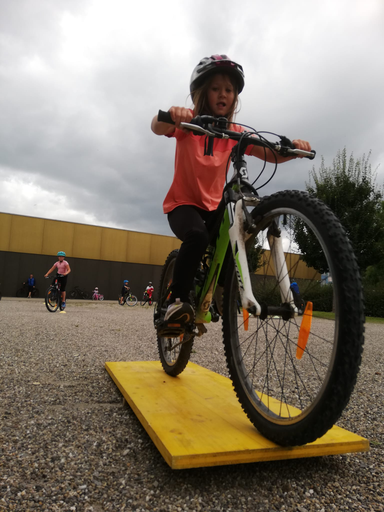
[223,190,365,446]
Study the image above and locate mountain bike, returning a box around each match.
[154,111,364,447]
[16,282,39,298]
[45,274,64,312]
[69,286,90,300]
[119,292,138,306]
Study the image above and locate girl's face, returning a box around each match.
[206,74,235,117]
[58,256,64,262]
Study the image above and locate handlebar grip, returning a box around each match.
[308,150,316,160]
[158,110,175,125]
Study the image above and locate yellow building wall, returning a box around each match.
[0,213,12,251]
[0,212,180,266]
[0,212,319,279]
[256,249,321,280]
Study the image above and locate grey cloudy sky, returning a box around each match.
[0,0,383,236]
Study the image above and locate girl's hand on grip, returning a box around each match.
[293,139,311,156]
[168,106,194,127]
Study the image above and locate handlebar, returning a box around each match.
[158,110,316,160]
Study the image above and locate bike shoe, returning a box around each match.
[164,298,194,326]
[60,301,66,311]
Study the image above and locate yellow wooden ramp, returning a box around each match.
[105,361,369,470]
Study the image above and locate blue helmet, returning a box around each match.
[57,251,66,257]
[124,280,129,284]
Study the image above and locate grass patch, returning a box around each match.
[313,311,384,324]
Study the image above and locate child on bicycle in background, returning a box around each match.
[119,280,130,305]
[151,54,311,325]
[145,282,154,305]
[44,251,71,310]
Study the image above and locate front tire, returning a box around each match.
[31,288,39,298]
[155,249,194,377]
[16,288,26,298]
[126,295,138,306]
[45,286,60,312]
[223,191,364,446]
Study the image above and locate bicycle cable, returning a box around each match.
[223,121,281,191]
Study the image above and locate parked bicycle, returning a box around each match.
[16,282,39,298]
[119,292,138,306]
[69,286,90,300]
[154,111,364,447]
[45,274,64,312]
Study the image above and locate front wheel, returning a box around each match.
[16,288,26,298]
[45,286,60,312]
[223,191,364,446]
[155,249,194,377]
[126,295,138,306]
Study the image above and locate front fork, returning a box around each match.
[267,226,297,312]
[196,197,297,321]
[228,199,297,317]
[228,198,261,315]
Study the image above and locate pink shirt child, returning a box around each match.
[54,260,69,274]
[163,113,252,214]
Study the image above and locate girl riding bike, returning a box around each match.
[151,54,311,327]
[44,251,71,310]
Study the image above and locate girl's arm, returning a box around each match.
[151,106,194,135]
[44,265,56,278]
[64,263,71,276]
[250,139,311,163]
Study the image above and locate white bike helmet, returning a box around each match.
[190,54,245,95]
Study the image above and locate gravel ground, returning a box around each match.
[0,298,383,512]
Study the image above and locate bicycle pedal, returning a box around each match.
[156,318,195,339]
[195,323,208,337]
[157,327,185,338]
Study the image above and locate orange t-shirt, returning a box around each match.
[163,121,251,214]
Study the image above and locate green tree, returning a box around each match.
[247,243,264,273]
[364,200,384,283]
[296,148,384,274]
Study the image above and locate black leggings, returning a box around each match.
[168,205,218,303]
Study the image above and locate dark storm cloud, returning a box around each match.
[0,0,383,235]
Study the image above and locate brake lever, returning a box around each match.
[179,122,215,136]
[277,135,316,160]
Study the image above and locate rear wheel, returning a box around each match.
[223,191,364,446]
[155,250,194,376]
[45,286,60,312]
[126,294,138,306]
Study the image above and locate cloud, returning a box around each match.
[0,0,383,236]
